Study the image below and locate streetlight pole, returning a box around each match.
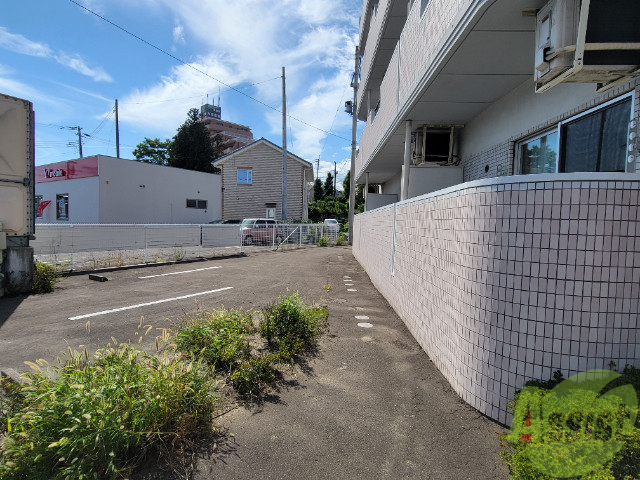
[348,46,360,242]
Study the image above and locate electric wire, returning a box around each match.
[68,0,350,142]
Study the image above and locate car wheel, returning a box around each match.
[275,235,283,244]
[245,235,253,246]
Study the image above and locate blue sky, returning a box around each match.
[1,0,363,189]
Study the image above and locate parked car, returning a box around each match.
[240,218,283,245]
[323,218,339,234]
[209,219,242,224]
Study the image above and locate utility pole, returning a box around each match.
[115,99,120,158]
[334,161,337,198]
[281,66,288,221]
[348,46,360,242]
[316,158,320,180]
[77,126,83,158]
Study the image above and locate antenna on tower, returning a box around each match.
[218,87,221,107]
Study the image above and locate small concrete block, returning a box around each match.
[89,274,109,282]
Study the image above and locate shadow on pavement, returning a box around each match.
[0,295,26,330]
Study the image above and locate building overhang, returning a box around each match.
[358,0,549,184]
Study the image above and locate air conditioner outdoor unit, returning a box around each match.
[535,0,640,93]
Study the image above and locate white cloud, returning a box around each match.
[0,27,112,82]
[172,24,185,45]
[116,0,359,159]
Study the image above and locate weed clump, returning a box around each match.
[174,309,277,395]
[32,262,58,294]
[260,291,328,362]
[0,344,216,479]
[317,236,328,247]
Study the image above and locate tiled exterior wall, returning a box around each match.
[353,174,640,424]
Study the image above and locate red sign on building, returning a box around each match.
[35,156,99,183]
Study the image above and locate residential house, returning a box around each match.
[352,0,640,424]
[213,138,314,221]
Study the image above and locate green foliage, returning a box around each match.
[501,367,640,479]
[307,198,348,224]
[174,309,276,395]
[259,292,328,362]
[132,137,171,165]
[175,309,255,374]
[313,178,323,201]
[318,236,328,247]
[32,262,59,294]
[336,235,345,246]
[0,344,216,479]
[167,109,226,173]
[323,172,335,199]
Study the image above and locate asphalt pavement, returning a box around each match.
[0,246,508,479]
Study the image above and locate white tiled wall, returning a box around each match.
[353,176,640,424]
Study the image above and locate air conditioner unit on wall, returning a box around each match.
[535,0,640,93]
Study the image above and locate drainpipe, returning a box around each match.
[401,120,412,201]
[364,172,369,211]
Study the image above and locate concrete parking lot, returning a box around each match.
[0,247,508,479]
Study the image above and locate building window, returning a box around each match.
[265,203,276,219]
[56,194,69,220]
[518,95,633,174]
[519,130,559,174]
[237,168,252,184]
[561,97,632,173]
[186,199,207,209]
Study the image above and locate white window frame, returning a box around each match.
[237,168,252,185]
[516,92,635,175]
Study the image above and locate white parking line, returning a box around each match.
[138,266,221,279]
[69,287,233,321]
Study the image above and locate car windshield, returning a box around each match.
[326,220,338,225]
[241,219,255,226]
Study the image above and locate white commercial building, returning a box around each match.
[35,155,222,224]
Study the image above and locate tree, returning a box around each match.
[313,178,323,200]
[168,109,222,173]
[341,170,351,202]
[132,137,171,165]
[323,172,335,199]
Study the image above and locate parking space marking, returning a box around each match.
[69,287,233,321]
[138,266,221,279]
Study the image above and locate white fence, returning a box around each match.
[33,223,340,271]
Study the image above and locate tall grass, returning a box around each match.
[0,343,216,479]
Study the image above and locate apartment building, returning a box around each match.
[352,0,640,424]
[200,103,254,154]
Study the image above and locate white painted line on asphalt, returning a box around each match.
[69,287,234,321]
[355,315,370,320]
[139,266,221,279]
[343,276,351,279]
[357,322,373,328]
[347,289,358,292]
[345,283,354,286]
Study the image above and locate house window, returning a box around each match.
[517,95,633,174]
[237,168,252,184]
[519,130,559,174]
[56,194,69,220]
[421,0,430,15]
[561,97,632,173]
[186,199,207,209]
[265,203,276,219]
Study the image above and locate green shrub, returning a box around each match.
[32,262,59,294]
[175,309,255,374]
[336,235,345,246]
[259,292,328,362]
[174,309,278,395]
[318,236,328,247]
[0,344,216,479]
[501,367,640,479]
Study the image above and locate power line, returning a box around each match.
[68,0,349,142]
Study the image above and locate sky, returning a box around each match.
[1,0,364,190]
